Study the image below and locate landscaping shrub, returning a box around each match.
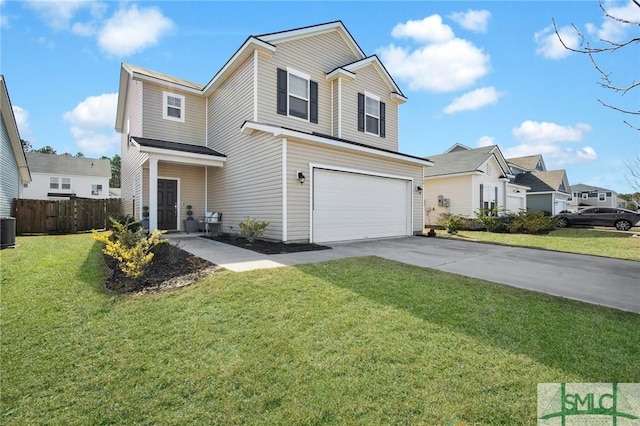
[237,216,269,243]
[108,213,143,233]
[507,210,556,234]
[475,208,512,233]
[93,218,166,279]
[440,214,463,235]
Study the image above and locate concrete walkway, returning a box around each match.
[168,234,640,313]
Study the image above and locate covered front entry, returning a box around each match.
[312,168,412,243]
[157,179,177,230]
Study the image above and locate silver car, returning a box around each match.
[555,207,640,231]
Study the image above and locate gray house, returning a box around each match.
[569,184,618,209]
[115,21,433,243]
[0,75,30,217]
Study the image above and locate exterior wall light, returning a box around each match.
[416,185,423,193]
[296,171,306,185]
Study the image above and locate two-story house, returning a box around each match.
[22,153,111,200]
[422,144,528,223]
[568,184,619,210]
[508,154,571,215]
[115,21,433,243]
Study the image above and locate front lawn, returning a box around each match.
[438,228,640,261]
[2,234,638,424]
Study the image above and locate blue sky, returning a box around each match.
[1,0,638,193]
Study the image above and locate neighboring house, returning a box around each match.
[0,75,31,216]
[423,144,528,223]
[508,155,571,215]
[115,21,433,243]
[22,153,111,200]
[512,170,571,215]
[568,184,618,209]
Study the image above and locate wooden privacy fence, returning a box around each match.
[13,198,121,234]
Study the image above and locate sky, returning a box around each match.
[1,0,638,193]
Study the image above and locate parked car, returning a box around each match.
[555,207,640,231]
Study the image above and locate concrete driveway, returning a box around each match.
[171,235,640,313]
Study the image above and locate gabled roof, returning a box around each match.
[513,170,569,194]
[570,183,617,194]
[423,145,511,178]
[507,154,546,172]
[328,55,406,100]
[25,152,111,178]
[1,75,30,183]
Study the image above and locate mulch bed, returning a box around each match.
[202,234,331,255]
[103,242,219,294]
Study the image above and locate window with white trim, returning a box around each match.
[50,177,59,189]
[598,192,606,202]
[91,184,103,196]
[163,91,185,123]
[582,193,589,199]
[486,163,492,175]
[277,68,318,123]
[61,178,71,190]
[365,93,380,135]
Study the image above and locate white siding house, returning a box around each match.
[0,75,30,216]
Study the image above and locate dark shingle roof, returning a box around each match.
[513,170,568,193]
[132,137,226,157]
[26,152,111,177]
[423,145,497,177]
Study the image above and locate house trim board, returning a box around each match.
[282,138,288,242]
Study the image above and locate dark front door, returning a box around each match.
[157,179,177,230]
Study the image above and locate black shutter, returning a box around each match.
[379,101,386,138]
[357,93,365,132]
[310,80,318,123]
[277,68,287,116]
[480,184,484,208]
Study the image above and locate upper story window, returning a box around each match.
[598,192,606,202]
[61,178,71,190]
[582,193,589,199]
[277,68,318,123]
[358,92,385,138]
[50,177,59,189]
[163,91,185,123]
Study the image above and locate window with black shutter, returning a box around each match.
[276,68,317,123]
[358,92,385,137]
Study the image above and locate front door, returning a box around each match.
[157,179,177,230]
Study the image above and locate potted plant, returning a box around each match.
[183,204,199,233]
[141,206,150,229]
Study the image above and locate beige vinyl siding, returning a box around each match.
[142,82,206,145]
[424,175,473,221]
[0,121,20,216]
[208,55,283,240]
[339,65,399,151]
[120,78,147,218]
[286,139,423,242]
[257,31,358,135]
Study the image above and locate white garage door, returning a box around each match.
[507,194,525,213]
[312,168,411,243]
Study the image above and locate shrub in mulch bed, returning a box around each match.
[202,234,331,255]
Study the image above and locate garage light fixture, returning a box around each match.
[416,185,423,193]
[296,171,306,185]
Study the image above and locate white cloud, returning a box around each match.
[476,136,495,147]
[98,5,174,56]
[63,93,119,155]
[442,86,504,114]
[12,106,31,136]
[24,0,94,30]
[378,37,490,92]
[534,25,580,60]
[72,21,97,36]
[505,120,597,166]
[391,15,454,43]
[449,10,491,33]
[587,0,638,42]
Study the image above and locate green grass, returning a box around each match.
[438,228,640,261]
[2,234,639,425]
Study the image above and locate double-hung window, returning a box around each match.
[358,92,386,137]
[163,91,185,123]
[598,193,606,202]
[92,184,103,196]
[277,68,318,123]
[50,177,59,189]
[61,178,71,190]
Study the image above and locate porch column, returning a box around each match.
[149,157,158,232]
